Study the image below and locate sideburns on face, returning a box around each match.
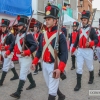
[53,19,57,25]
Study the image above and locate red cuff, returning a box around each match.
[5,45,10,50]
[32,57,39,65]
[89,41,95,47]
[6,50,11,55]
[71,47,76,53]
[58,61,66,72]
[24,49,31,56]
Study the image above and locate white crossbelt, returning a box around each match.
[42,31,60,63]
[79,27,91,42]
[0,32,13,58]
[15,33,25,52]
[97,30,100,36]
[0,33,11,55]
[42,31,56,59]
[1,32,11,44]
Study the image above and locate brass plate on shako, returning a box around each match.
[46,11,50,15]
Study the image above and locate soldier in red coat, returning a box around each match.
[70,22,79,70]
[5,15,37,99]
[31,4,68,100]
[0,19,19,86]
[71,10,98,91]
[32,22,42,75]
[96,19,100,76]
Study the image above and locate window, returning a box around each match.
[64,0,70,4]
[63,0,70,9]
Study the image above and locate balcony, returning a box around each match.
[57,4,73,18]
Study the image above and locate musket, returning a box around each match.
[53,0,64,78]
[87,8,97,42]
[22,10,34,58]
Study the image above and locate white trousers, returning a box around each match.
[96,47,100,62]
[76,48,94,74]
[19,56,32,80]
[2,51,14,72]
[42,61,59,96]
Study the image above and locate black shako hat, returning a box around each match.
[34,22,41,29]
[44,4,59,19]
[81,10,90,20]
[72,22,79,27]
[17,15,28,26]
[1,19,10,27]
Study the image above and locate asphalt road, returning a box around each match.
[0,54,100,100]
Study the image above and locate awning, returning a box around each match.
[63,14,76,25]
[0,0,32,16]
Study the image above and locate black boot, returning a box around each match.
[74,73,82,91]
[38,62,42,71]
[10,67,19,81]
[33,65,38,75]
[88,71,94,84]
[26,73,36,90]
[57,88,65,100]
[48,94,56,100]
[0,71,7,86]
[98,70,100,76]
[10,80,25,99]
[71,55,75,70]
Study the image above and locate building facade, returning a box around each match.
[37,0,72,22]
[78,0,93,22]
[92,10,100,28]
[36,0,92,21]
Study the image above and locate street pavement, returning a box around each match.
[0,54,100,100]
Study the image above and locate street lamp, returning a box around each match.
[77,0,83,8]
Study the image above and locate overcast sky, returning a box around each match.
[93,0,100,10]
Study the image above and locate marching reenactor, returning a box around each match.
[31,4,68,100]
[32,22,42,75]
[5,15,37,99]
[70,22,79,70]
[96,19,100,76]
[0,19,19,86]
[71,10,98,91]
